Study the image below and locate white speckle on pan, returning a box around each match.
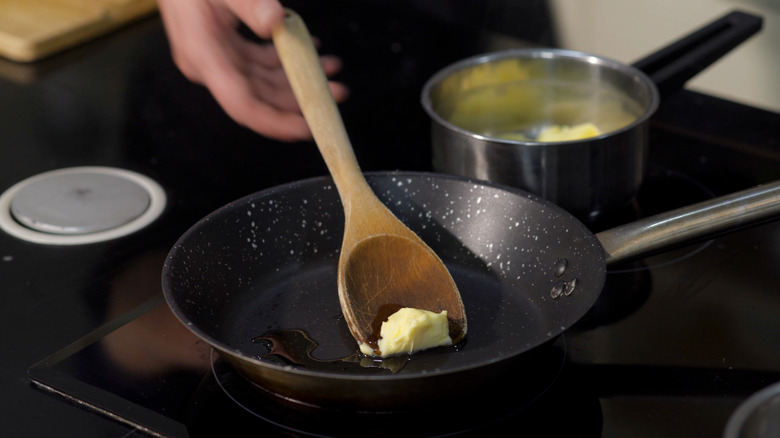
[2,255,12,262]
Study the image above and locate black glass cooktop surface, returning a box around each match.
[26,160,780,437]
[2,3,779,437]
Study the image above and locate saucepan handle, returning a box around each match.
[631,10,763,97]
[596,180,780,265]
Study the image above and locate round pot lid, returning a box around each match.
[0,167,166,245]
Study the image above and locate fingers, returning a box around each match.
[157,0,236,85]
[158,0,350,142]
[327,80,351,105]
[206,67,311,141]
[204,44,345,141]
[241,42,343,94]
[213,34,350,117]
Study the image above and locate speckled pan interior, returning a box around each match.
[162,172,606,378]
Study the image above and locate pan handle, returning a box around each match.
[596,181,780,265]
[631,10,763,97]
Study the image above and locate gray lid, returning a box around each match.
[10,171,151,235]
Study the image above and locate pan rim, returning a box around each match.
[161,170,606,382]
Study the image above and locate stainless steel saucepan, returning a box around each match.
[421,10,762,220]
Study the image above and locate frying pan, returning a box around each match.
[162,172,780,411]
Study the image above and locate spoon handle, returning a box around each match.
[273,10,372,207]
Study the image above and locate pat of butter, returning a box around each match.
[359,308,452,357]
[536,122,602,142]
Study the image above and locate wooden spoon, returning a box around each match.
[272,10,466,354]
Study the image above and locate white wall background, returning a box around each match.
[550,0,780,113]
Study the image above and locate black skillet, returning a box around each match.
[162,172,780,411]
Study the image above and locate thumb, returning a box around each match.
[225,0,285,39]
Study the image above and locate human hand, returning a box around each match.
[158,0,349,141]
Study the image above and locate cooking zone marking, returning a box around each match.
[0,166,166,245]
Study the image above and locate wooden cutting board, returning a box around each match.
[0,0,158,62]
